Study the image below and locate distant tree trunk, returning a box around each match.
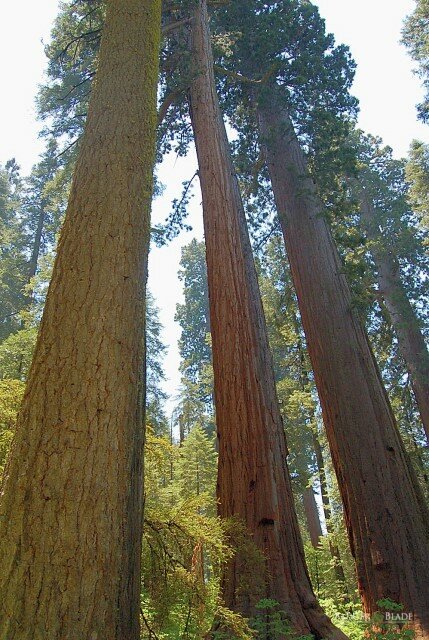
[0,2,161,638]
[256,84,429,638]
[292,309,349,591]
[27,205,45,287]
[359,190,429,443]
[312,432,349,591]
[188,4,346,638]
[179,412,186,445]
[304,486,323,549]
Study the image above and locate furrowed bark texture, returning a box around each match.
[188,4,346,638]
[359,191,429,443]
[0,1,161,638]
[257,86,429,639]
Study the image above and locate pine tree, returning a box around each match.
[175,423,217,500]
[175,238,214,435]
[146,291,169,436]
[0,2,161,638]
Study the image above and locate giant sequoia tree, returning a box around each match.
[212,0,429,634]
[0,2,161,638]
[257,57,429,640]
[187,2,346,637]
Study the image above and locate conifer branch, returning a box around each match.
[158,86,187,125]
[214,63,279,85]
[162,17,193,37]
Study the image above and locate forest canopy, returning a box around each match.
[0,1,428,639]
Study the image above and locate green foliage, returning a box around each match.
[146,292,169,436]
[406,140,429,238]
[142,427,225,639]
[213,598,298,640]
[367,600,416,640]
[175,239,214,436]
[0,162,28,340]
[318,598,417,640]
[249,600,293,639]
[175,424,217,501]
[211,605,255,640]
[0,379,25,479]
[208,0,358,247]
[176,240,211,388]
[0,327,37,381]
[37,0,104,159]
[402,0,429,122]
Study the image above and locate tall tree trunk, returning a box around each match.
[0,2,161,638]
[16,204,46,377]
[312,433,349,592]
[256,85,429,638]
[188,4,346,638]
[27,205,45,287]
[28,206,45,282]
[359,190,429,443]
[304,486,323,549]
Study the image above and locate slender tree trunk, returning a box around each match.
[402,383,429,486]
[312,433,349,592]
[16,203,47,376]
[256,85,429,638]
[304,486,323,549]
[292,308,350,591]
[188,5,346,638]
[359,190,429,443]
[0,2,161,638]
[312,434,331,525]
[28,205,45,286]
[179,412,186,445]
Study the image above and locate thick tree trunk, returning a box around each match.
[256,85,429,639]
[359,191,429,443]
[188,4,346,638]
[0,2,161,639]
[304,486,323,549]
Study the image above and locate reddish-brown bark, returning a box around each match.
[256,85,429,639]
[188,4,346,638]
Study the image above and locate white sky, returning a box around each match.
[0,0,428,415]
